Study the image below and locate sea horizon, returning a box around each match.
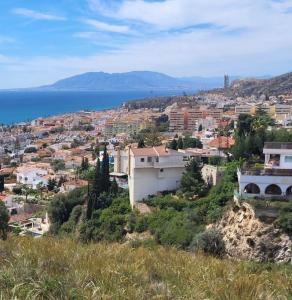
[0,90,196,125]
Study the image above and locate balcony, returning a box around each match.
[240,167,292,176]
[264,142,292,150]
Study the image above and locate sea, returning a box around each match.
[0,90,195,125]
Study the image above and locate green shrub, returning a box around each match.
[276,212,292,234]
[191,229,225,257]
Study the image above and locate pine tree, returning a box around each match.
[169,139,178,150]
[57,176,66,188]
[47,178,57,191]
[177,137,184,149]
[138,138,145,148]
[180,159,206,197]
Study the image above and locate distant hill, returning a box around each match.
[226,72,292,97]
[35,71,224,91]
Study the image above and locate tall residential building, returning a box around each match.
[186,108,204,131]
[169,107,222,132]
[224,74,230,89]
[169,109,186,132]
[235,104,292,119]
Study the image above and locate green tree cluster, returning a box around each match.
[0,202,9,240]
[169,136,202,150]
[180,159,207,198]
[48,188,86,234]
[231,112,274,160]
[86,146,111,220]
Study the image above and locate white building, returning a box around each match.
[114,146,188,207]
[16,166,48,189]
[237,142,292,200]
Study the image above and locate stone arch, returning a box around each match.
[244,183,260,194]
[265,184,282,195]
[286,186,292,196]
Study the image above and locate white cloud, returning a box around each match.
[13,8,66,21]
[1,0,292,88]
[84,19,129,33]
[89,0,292,33]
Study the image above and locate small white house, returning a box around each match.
[16,166,48,189]
[238,142,292,200]
[114,146,188,207]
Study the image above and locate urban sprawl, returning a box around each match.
[1,83,292,239]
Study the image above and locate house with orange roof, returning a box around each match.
[208,136,235,151]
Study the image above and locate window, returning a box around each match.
[140,158,145,162]
[160,169,164,172]
[147,157,152,163]
[285,156,292,163]
[156,157,159,163]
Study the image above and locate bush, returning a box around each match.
[276,212,292,234]
[12,186,22,195]
[191,229,225,257]
[48,188,85,234]
[208,156,222,166]
[80,193,131,242]
[24,147,37,153]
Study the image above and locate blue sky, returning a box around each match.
[1,0,292,88]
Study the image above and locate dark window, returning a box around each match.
[140,158,145,162]
[160,169,164,172]
[147,157,152,163]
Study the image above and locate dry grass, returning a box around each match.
[0,237,291,299]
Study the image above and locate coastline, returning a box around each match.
[0,90,195,125]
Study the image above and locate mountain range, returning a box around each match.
[35,71,225,91]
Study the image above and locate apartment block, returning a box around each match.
[169,107,222,132]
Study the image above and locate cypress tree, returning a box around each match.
[110,177,119,195]
[0,175,4,194]
[101,146,110,193]
[87,158,102,219]
[177,137,184,149]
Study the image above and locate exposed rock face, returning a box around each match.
[215,203,291,263]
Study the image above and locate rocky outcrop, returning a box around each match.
[215,203,291,263]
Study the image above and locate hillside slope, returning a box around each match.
[227,72,292,97]
[0,237,291,299]
[214,202,291,263]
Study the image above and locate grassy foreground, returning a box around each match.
[0,238,291,300]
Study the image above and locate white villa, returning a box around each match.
[16,166,48,189]
[114,146,188,207]
[237,142,292,200]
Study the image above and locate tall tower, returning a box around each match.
[224,74,230,89]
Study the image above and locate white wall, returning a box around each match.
[129,167,185,207]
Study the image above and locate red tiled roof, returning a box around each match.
[131,148,157,156]
[131,146,180,157]
[208,136,235,149]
